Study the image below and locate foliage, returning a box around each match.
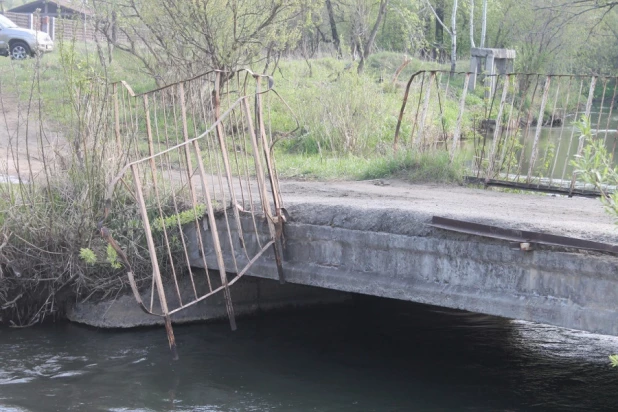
[106,244,122,270]
[0,38,160,326]
[79,248,97,265]
[152,204,207,233]
[572,115,618,218]
[93,0,322,83]
[570,116,618,367]
[78,245,122,270]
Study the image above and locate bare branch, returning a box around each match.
[423,0,452,36]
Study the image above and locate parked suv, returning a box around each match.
[0,14,53,59]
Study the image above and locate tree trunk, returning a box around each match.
[325,0,342,58]
[435,0,444,45]
[469,0,475,48]
[358,0,389,74]
[451,0,458,73]
[107,10,117,63]
[480,0,487,47]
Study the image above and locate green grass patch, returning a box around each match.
[0,41,156,125]
[275,149,464,184]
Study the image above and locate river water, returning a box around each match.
[1,297,618,411]
[463,107,618,184]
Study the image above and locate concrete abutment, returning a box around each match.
[185,203,618,336]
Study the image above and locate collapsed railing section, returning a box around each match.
[100,70,291,359]
[395,70,618,195]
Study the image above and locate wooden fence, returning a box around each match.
[4,11,103,43]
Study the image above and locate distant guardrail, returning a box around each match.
[395,70,618,195]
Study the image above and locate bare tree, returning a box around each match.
[424,0,458,72]
[92,0,319,84]
[354,0,390,74]
[541,0,618,17]
[469,0,475,48]
[325,0,343,58]
[480,0,487,47]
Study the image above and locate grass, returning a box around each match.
[0,40,157,126]
[0,46,475,186]
[276,149,464,184]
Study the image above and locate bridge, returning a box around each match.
[83,69,618,358]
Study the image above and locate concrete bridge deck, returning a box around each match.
[69,180,618,337]
[279,179,618,244]
[182,179,618,336]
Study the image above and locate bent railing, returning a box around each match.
[395,70,618,196]
[99,70,293,358]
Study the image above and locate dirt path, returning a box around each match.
[280,179,618,244]
[1,95,613,245]
[0,97,67,182]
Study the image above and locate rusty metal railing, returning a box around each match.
[99,70,295,359]
[395,70,618,196]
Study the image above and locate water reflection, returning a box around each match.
[464,107,618,183]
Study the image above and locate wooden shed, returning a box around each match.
[7,0,92,19]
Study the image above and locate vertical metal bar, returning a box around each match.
[497,77,518,174]
[602,76,617,145]
[230,86,263,250]
[394,71,421,152]
[255,77,286,283]
[214,72,247,250]
[433,73,448,150]
[484,74,509,182]
[242,96,285,284]
[514,74,541,181]
[131,164,178,360]
[595,78,608,135]
[143,94,187,304]
[178,82,214,292]
[502,74,527,178]
[256,77,283,211]
[159,91,205,293]
[549,76,573,188]
[414,71,436,149]
[560,78,585,186]
[409,72,426,147]
[569,76,598,195]
[527,76,552,184]
[193,141,237,331]
[451,73,470,160]
[539,77,561,188]
[256,77,285,283]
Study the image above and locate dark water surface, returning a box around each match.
[1,297,618,411]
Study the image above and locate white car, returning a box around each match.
[0,14,54,59]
